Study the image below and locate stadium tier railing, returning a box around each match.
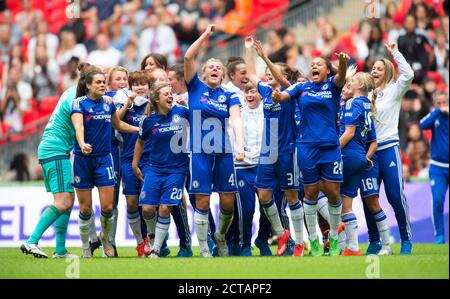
[203,0,344,62]
[0,116,49,178]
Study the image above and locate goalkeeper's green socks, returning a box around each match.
[54,209,72,255]
[27,205,62,244]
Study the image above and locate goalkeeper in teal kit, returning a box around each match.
[20,63,98,258]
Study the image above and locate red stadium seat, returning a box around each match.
[423,130,432,143]
[9,133,24,142]
[50,0,68,10]
[48,3,68,34]
[436,83,448,91]
[311,49,323,58]
[427,71,443,85]
[356,59,365,71]
[50,20,68,35]
[22,100,39,135]
[0,61,3,86]
[8,0,49,20]
[6,0,22,16]
[38,96,60,117]
[21,36,30,64]
[432,19,442,30]
[0,122,7,144]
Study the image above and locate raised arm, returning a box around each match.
[116,92,136,120]
[230,105,244,161]
[419,108,444,130]
[71,113,92,155]
[385,41,414,100]
[333,52,350,88]
[254,40,291,89]
[244,36,261,87]
[184,24,216,84]
[111,112,139,134]
[272,88,292,103]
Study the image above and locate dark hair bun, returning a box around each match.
[77,62,91,72]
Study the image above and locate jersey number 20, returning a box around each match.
[170,188,183,200]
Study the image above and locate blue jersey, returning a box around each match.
[258,81,296,157]
[71,96,117,157]
[339,96,374,159]
[121,103,149,161]
[105,90,122,147]
[187,74,240,156]
[286,76,341,147]
[294,105,301,136]
[139,106,190,174]
[419,108,449,164]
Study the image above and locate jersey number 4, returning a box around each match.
[228,174,236,186]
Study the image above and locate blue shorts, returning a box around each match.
[255,153,298,191]
[73,154,116,189]
[297,145,343,185]
[359,154,380,198]
[341,155,366,198]
[139,167,186,207]
[121,159,142,196]
[189,153,238,194]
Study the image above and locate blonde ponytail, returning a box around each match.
[345,64,358,81]
[371,88,379,123]
[354,72,380,123]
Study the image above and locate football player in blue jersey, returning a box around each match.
[96,66,130,257]
[245,37,303,256]
[71,71,139,258]
[258,45,346,256]
[344,77,394,256]
[419,90,449,244]
[339,72,382,256]
[363,42,414,254]
[132,83,190,257]
[116,70,151,257]
[273,52,349,257]
[184,24,245,257]
[147,67,194,257]
[170,63,218,256]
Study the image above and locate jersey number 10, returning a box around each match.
[361,111,373,137]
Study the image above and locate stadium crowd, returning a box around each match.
[0,0,448,182]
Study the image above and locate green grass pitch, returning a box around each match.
[1,244,448,279]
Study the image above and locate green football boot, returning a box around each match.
[329,235,340,256]
[310,238,323,257]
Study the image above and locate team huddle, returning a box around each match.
[20,23,420,259]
